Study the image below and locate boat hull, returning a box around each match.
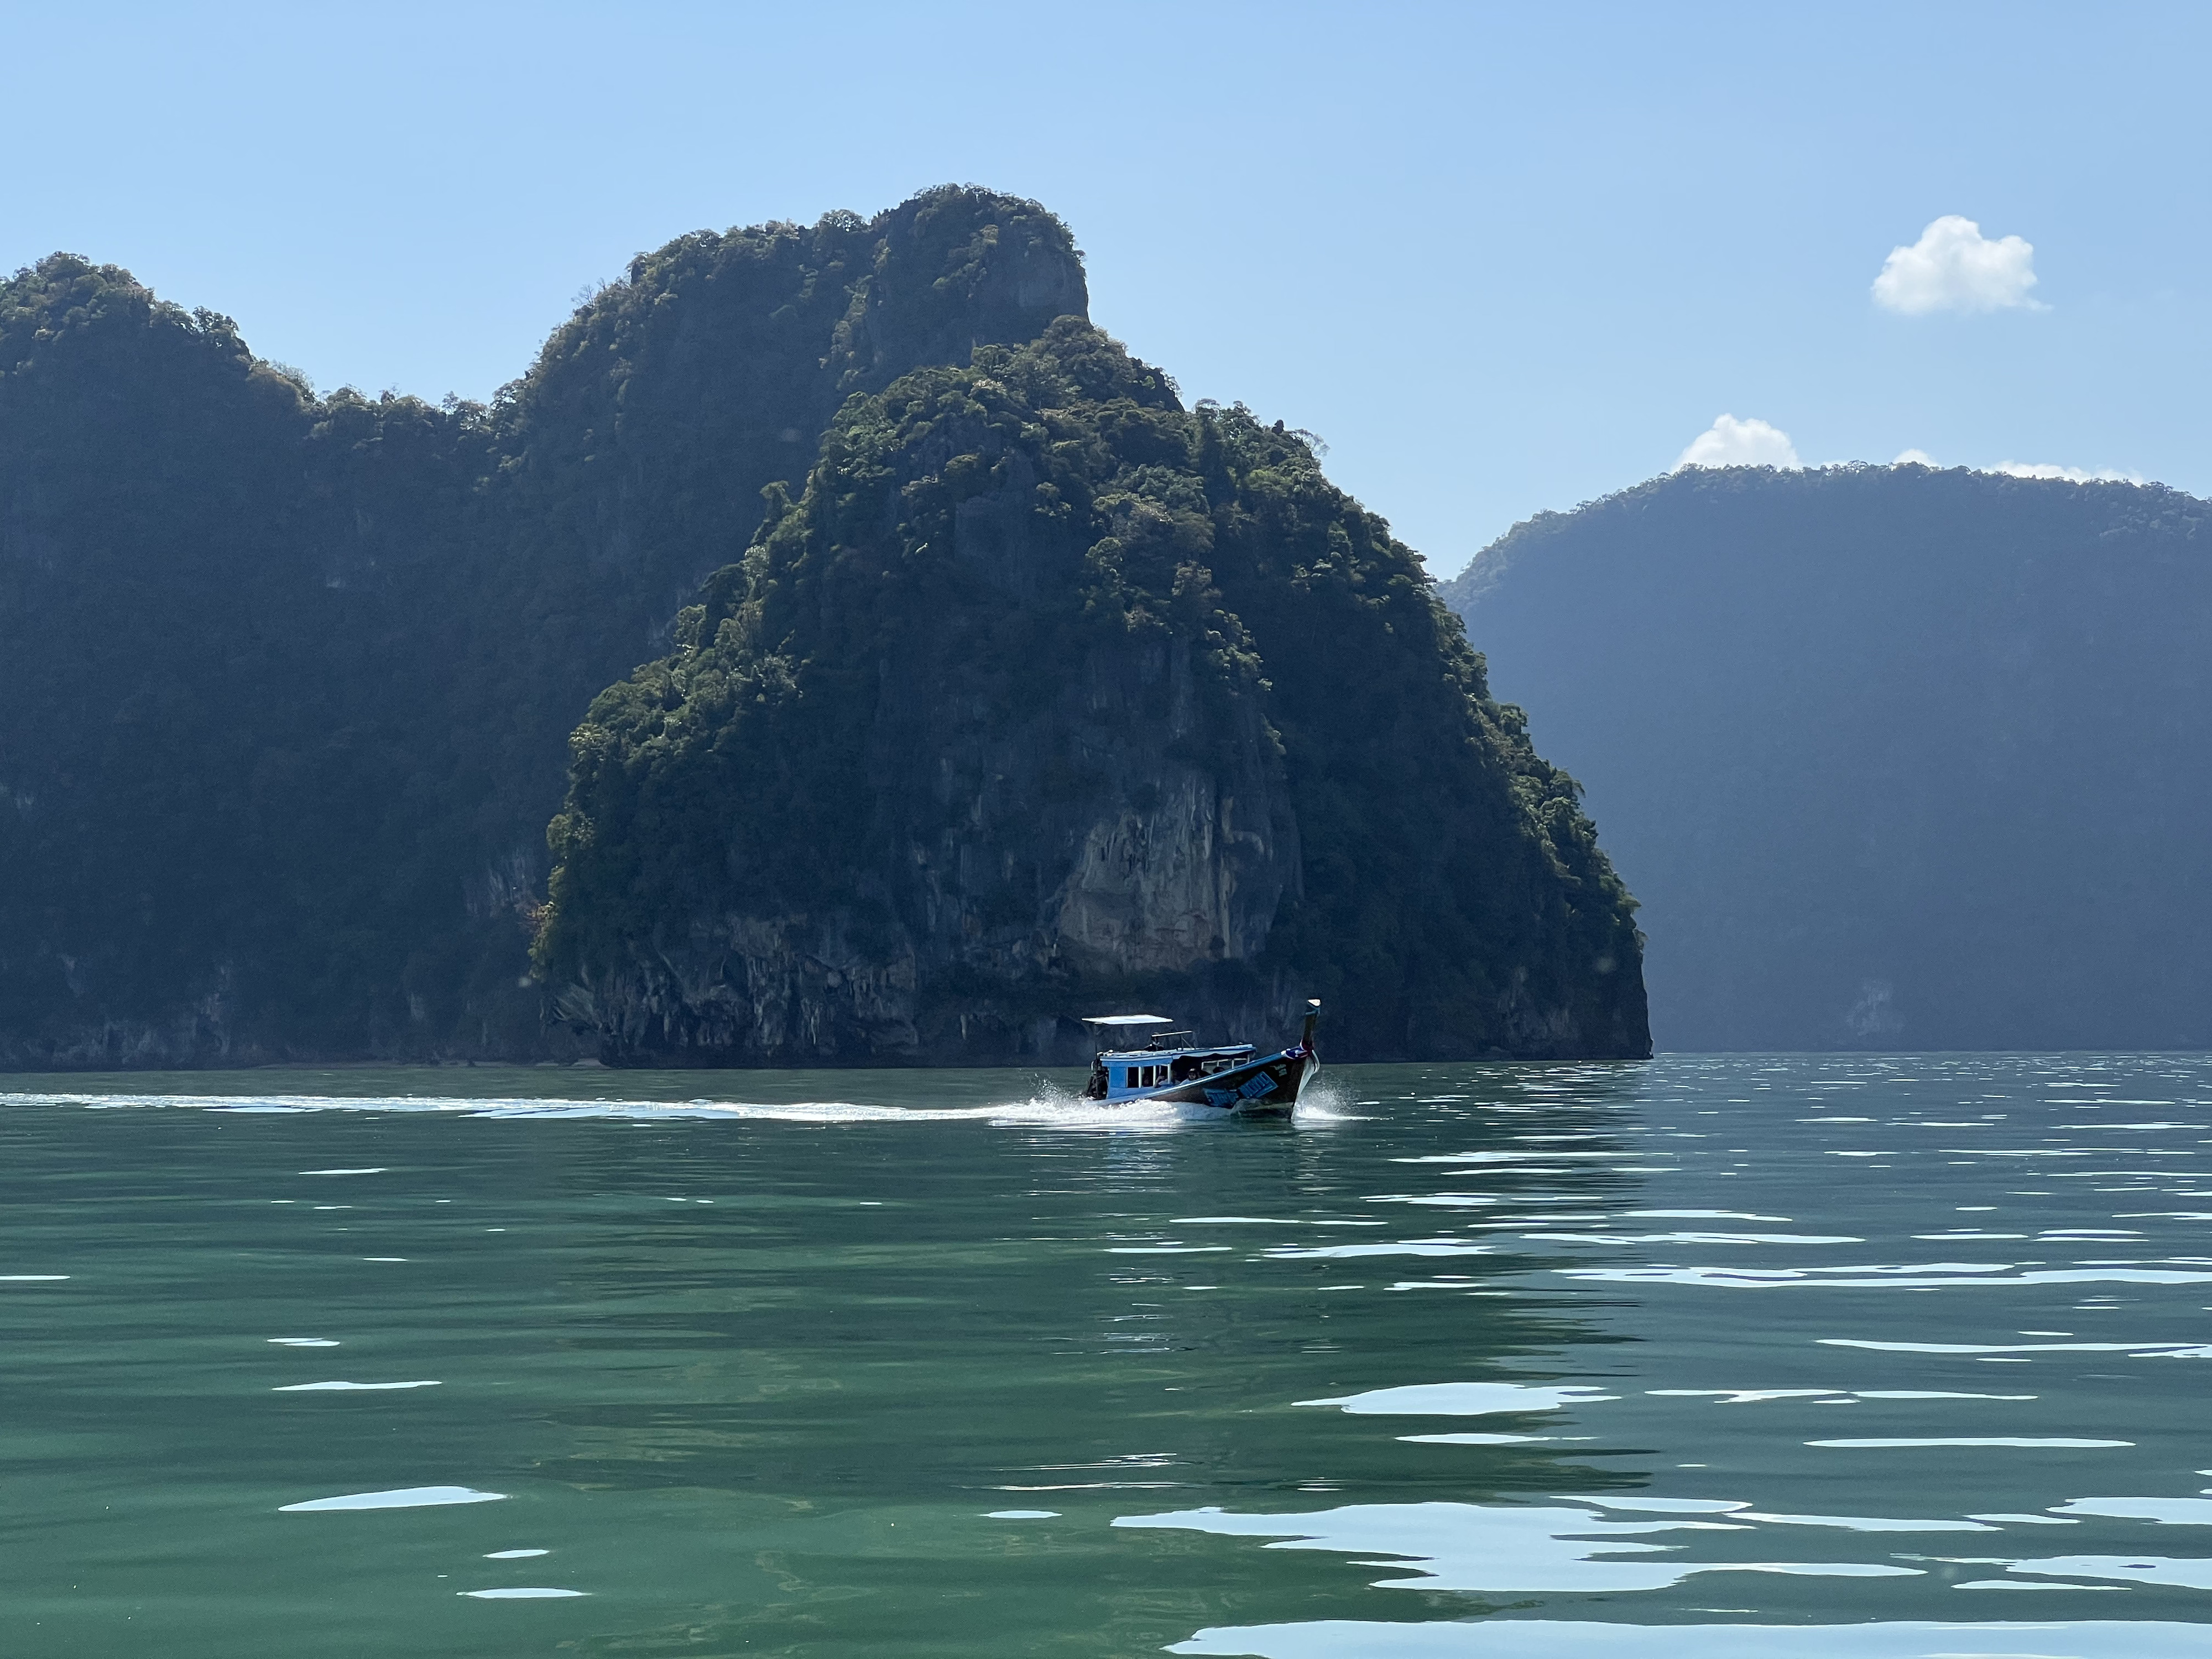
[1122,1048,1315,1115]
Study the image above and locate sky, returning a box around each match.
[6,1,2208,579]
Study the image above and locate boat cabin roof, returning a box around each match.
[1084,1014,1188,1051]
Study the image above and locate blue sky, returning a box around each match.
[6,1,2206,577]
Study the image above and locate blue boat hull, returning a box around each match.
[1120,1047,1315,1114]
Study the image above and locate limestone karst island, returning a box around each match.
[0,187,1649,1070]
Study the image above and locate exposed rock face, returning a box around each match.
[535,322,1649,1065]
[1052,769,1287,973]
[555,623,1305,1063]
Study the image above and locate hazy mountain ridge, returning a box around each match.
[1441,463,2212,1052]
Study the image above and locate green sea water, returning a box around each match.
[4,1057,2211,1657]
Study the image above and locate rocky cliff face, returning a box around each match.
[548,622,1303,1063]
[535,322,1649,1064]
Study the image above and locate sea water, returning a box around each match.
[2,1055,2210,1657]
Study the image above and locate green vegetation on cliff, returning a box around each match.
[535,321,1647,1062]
[0,257,493,1060]
[0,190,1089,1065]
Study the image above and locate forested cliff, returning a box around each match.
[1442,465,2212,1052]
[0,187,1647,1068]
[0,190,1086,1066]
[534,321,1647,1063]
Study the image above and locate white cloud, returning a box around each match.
[1872,216,2042,315]
[1888,447,2142,483]
[1674,414,1800,472]
[1991,460,2144,484]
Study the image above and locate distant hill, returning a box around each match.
[0,188,1646,1067]
[1440,464,2212,1052]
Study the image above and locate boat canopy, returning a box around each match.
[1082,1014,1207,1054]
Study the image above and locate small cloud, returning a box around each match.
[1674,414,1800,472]
[1892,448,1936,467]
[1873,216,2041,315]
[1990,460,2144,484]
